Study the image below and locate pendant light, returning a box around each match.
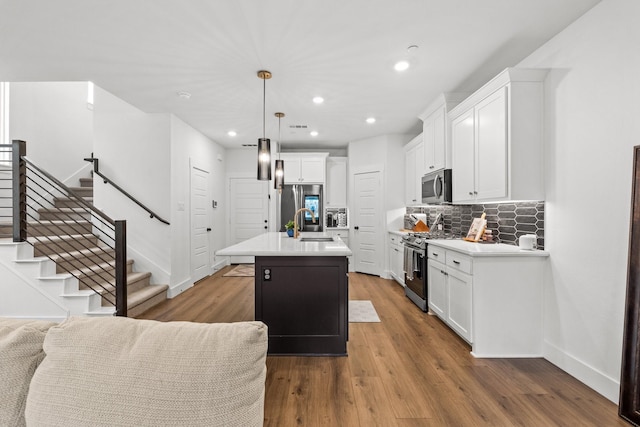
[257,70,272,181]
[274,112,285,192]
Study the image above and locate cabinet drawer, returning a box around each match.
[446,251,472,275]
[428,245,446,262]
[389,234,401,245]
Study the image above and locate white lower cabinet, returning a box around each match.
[388,233,405,286]
[427,242,547,357]
[427,247,472,343]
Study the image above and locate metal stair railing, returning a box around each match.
[3,140,128,316]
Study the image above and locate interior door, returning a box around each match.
[229,178,269,245]
[353,171,383,276]
[191,166,211,283]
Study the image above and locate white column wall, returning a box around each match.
[169,115,227,295]
[516,0,640,402]
[92,86,172,286]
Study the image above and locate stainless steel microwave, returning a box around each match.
[421,169,452,204]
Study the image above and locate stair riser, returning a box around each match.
[39,210,91,221]
[27,222,93,236]
[34,237,100,256]
[77,261,134,290]
[69,187,93,196]
[56,251,116,273]
[127,290,168,318]
[127,275,151,294]
[78,179,93,188]
[54,198,93,209]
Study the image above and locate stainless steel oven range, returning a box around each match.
[402,233,429,311]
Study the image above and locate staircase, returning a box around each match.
[2,176,168,318]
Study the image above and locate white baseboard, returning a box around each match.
[212,258,228,273]
[167,278,193,298]
[544,340,619,403]
[380,269,393,280]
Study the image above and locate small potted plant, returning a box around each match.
[285,220,296,237]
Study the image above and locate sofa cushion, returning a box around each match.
[25,316,268,427]
[0,318,56,427]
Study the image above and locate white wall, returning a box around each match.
[92,86,172,286]
[9,82,93,185]
[348,134,411,277]
[516,0,639,402]
[169,115,227,295]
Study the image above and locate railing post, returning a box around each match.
[115,220,127,317]
[12,140,26,242]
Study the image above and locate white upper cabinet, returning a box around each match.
[279,153,327,184]
[449,68,548,204]
[404,134,424,205]
[419,93,468,172]
[326,157,347,207]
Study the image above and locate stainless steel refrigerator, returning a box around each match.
[279,184,323,232]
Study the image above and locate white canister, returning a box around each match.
[519,234,537,250]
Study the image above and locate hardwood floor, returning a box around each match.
[139,266,627,426]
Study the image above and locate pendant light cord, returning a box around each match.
[262,77,266,139]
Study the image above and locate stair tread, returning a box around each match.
[38,207,91,212]
[128,284,169,308]
[91,271,153,293]
[67,258,133,277]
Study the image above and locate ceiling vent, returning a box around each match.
[242,143,258,147]
[289,125,308,129]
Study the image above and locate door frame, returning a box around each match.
[350,164,385,276]
[620,145,640,424]
[189,160,212,282]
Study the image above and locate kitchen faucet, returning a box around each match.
[293,208,316,239]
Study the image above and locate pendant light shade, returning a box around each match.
[274,112,285,192]
[257,138,271,180]
[257,70,272,181]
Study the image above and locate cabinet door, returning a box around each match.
[423,116,435,172]
[300,158,325,183]
[475,87,508,201]
[326,158,347,207]
[415,142,425,194]
[447,268,472,343]
[451,108,476,203]
[432,107,446,171]
[427,259,447,319]
[405,148,418,205]
[283,157,302,184]
[391,244,404,285]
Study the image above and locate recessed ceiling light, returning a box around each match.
[177,91,191,99]
[227,131,237,137]
[394,61,410,72]
[366,117,376,124]
[313,96,324,104]
[310,131,319,137]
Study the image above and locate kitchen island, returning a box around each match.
[216,232,352,356]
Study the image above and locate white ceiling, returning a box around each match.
[0,0,600,150]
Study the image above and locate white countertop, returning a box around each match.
[216,232,353,257]
[427,239,549,257]
[389,229,411,236]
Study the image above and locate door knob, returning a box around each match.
[354,226,359,230]
[206,228,212,232]
[264,220,268,223]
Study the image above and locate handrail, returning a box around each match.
[23,156,116,226]
[84,157,170,225]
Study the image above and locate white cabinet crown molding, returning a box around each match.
[450,68,549,120]
[418,92,470,120]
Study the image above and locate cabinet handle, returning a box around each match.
[432,252,438,257]
[429,165,435,169]
[440,270,446,274]
[473,191,478,195]
[453,260,460,265]
[468,191,473,196]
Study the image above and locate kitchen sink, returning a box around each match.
[299,237,334,242]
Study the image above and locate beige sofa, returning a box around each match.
[0,316,268,427]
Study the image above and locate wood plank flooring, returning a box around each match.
[138,266,627,426]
